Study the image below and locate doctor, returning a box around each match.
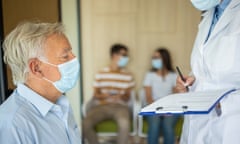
[176,0,240,143]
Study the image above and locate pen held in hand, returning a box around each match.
[176,66,189,91]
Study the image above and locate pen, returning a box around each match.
[176,66,189,91]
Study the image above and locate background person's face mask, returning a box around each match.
[152,59,163,69]
[118,56,129,67]
[40,57,80,93]
[191,0,221,11]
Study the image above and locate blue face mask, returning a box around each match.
[118,56,129,67]
[41,58,80,93]
[152,59,163,69]
[191,0,221,11]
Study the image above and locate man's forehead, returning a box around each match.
[44,34,71,57]
[49,47,72,57]
[62,47,72,52]
[119,49,127,53]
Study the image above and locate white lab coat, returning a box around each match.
[181,0,240,143]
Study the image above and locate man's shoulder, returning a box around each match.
[0,93,33,129]
[97,67,133,76]
[0,95,20,126]
[0,95,34,143]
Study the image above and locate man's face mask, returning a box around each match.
[191,0,221,11]
[40,57,80,93]
[118,56,129,68]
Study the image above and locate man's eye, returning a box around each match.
[61,55,69,60]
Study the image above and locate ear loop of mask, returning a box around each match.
[39,59,58,67]
[38,59,58,84]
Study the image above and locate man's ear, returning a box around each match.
[28,58,43,77]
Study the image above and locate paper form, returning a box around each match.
[140,89,236,115]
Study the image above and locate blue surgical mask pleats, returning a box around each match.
[41,58,80,93]
[152,59,163,69]
[118,56,129,67]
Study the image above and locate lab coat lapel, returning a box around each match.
[209,11,234,39]
[230,0,240,9]
[209,0,240,39]
[197,10,214,46]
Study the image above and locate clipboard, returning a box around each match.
[139,89,236,115]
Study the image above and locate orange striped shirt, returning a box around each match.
[94,67,135,96]
[92,67,135,105]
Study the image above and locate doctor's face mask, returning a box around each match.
[191,0,221,11]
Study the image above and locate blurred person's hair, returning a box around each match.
[151,47,174,72]
[110,44,128,57]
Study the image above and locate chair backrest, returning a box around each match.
[128,90,136,109]
[137,88,148,137]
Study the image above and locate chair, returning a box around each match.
[82,90,138,137]
[137,89,148,137]
[137,89,183,139]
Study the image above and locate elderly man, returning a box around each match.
[0,22,81,144]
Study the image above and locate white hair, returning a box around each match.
[3,22,65,85]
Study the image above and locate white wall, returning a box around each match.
[60,0,82,129]
[81,0,201,102]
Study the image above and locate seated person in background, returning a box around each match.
[83,44,135,144]
[143,48,178,144]
[0,22,81,143]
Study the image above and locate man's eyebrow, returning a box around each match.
[56,48,70,58]
[64,47,72,52]
[59,48,72,55]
